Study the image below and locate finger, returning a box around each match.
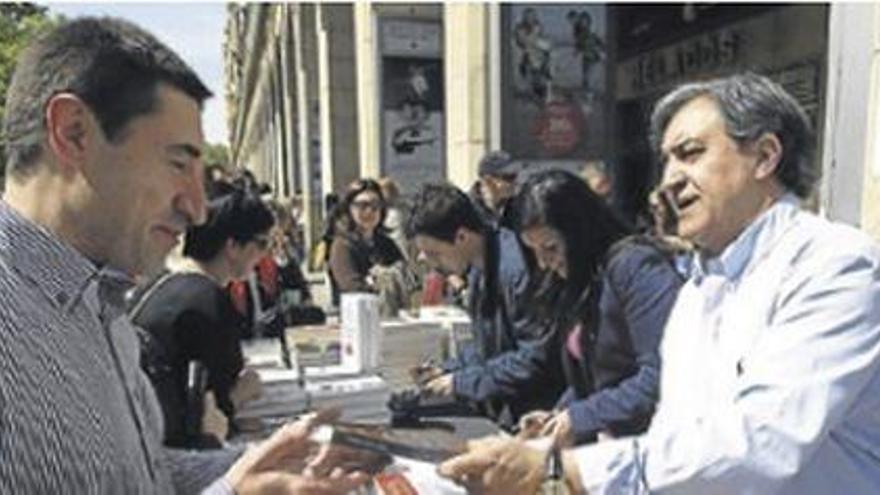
[422,380,440,396]
[250,420,317,470]
[302,407,342,427]
[540,416,559,437]
[460,476,487,495]
[325,466,345,479]
[466,435,508,452]
[304,442,335,477]
[203,391,217,409]
[522,411,550,429]
[294,473,370,495]
[438,451,498,479]
[519,422,544,440]
[307,442,374,476]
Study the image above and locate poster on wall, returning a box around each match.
[380,20,445,194]
[502,5,609,161]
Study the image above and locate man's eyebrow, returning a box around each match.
[166,143,202,159]
[662,137,700,157]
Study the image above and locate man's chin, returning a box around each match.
[138,260,166,280]
[138,248,175,279]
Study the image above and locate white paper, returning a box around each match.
[341,293,381,372]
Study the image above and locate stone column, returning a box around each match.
[444,4,490,190]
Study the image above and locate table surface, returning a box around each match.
[236,309,491,443]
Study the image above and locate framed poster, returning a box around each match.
[501,5,610,161]
[379,19,445,193]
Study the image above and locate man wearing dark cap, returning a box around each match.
[470,150,519,226]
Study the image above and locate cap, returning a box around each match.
[478,150,517,177]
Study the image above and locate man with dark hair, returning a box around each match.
[405,182,564,430]
[469,150,519,226]
[0,17,365,494]
[439,73,880,494]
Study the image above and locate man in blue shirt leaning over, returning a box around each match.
[405,183,565,430]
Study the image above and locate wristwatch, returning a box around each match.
[538,445,569,495]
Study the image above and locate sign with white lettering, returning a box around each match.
[618,29,743,99]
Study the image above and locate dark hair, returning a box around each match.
[183,190,274,261]
[649,72,817,198]
[2,17,212,176]
[510,169,632,317]
[336,178,389,235]
[405,182,486,242]
[377,177,400,204]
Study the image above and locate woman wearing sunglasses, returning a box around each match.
[129,188,275,449]
[327,178,405,305]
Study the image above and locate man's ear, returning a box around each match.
[44,93,96,175]
[224,238,240,259]
[753,132,783,180]
[454,227,469,246]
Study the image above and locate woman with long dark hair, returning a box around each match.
[327,178,405,304]
[511,169,685,446]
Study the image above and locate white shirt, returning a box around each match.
[573,195,880,494]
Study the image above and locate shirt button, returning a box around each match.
[55,292,69,306]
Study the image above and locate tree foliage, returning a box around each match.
[1,4,59,165]
[203,142,230,168]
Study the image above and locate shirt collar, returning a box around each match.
[693,194,801,283]
[0,200,134,312]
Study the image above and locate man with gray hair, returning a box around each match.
[438,72,880,494]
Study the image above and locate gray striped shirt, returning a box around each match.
[0,200,239,494]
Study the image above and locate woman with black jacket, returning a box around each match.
[130,189,274,449]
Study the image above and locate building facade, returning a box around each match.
[224,3,880,262]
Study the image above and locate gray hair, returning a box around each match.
[649,72,817,198]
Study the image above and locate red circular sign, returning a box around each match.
[532,101,584,156]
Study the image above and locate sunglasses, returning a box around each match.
[351,200,383,211]
[251,235,271,250]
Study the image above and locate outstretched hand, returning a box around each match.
[224,411,370,495]
[437,436,546,495]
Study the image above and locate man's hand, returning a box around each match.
[409,363,444,387]
[517,410,554,439]
[648,173,686,237]
[437,436,546,495]
[541,409,575,448]
[422,373,454,397]
[224,413,370,495]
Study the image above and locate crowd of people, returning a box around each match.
[2,15,880,495]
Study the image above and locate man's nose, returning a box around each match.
[660,164,688,193]
[177,167,207,226]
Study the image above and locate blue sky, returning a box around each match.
[41,2,230,145]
